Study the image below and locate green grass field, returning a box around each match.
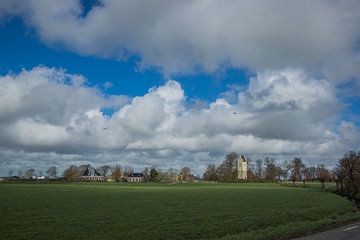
[0,183,359,240]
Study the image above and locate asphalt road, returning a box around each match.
[293,221,360,240]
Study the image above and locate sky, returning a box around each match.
[0,0,360,176]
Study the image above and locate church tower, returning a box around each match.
[237,155,248,180]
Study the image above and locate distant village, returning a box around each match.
[1,153,247,183]
[1,151,359,199]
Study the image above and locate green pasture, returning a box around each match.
[0,182,359,240]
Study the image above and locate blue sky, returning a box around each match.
[0,0,360,175]
[0,17,250,102]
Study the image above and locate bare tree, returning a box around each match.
[180,167,191,181]
[203,164,217,181]
[8,170,13,177]
[142,167,150,182]
[336,151,360,197]
[17,170,23,177]
[255,159,263,179]
[280,160,291,182]
[316,164,330,190]
[308,166,316,181]
[333,165,343,193]
[46,166,58,178]
[302,167,312,187]
[25,168,36,179]
[217,152,238,181]
[264,157,276,181]
[123,166,134,177]
[167,168,178,182]
[290,158,305,186]
[98,165,112,177]
[274,166,282,182]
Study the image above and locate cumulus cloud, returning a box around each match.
[1,0,360,79]
[0,66,358,174]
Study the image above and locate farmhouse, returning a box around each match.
[127,173,144,182]
[237,155,248,180]
[77,164,105,181]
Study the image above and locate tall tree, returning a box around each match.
[308,166,316,181]
[264,157,276,181]
[167,168,178,182]
[63,165,78,182]
[98,165,112,177]
[336,151,360,197]
[180,167,191,181]
[46,166,58,178]
[255,159,263,179]
[150,168,159,182]
[25,168,36,179]
[217,152,238,181]
[302,167,312,187]
[280,160,291,182]
[142,167,150,182]
[203,164,217,181]
[316,164,330,190]
[8,170,13,177]
[17,170,23,177]
[123,166,134,177]
[112,165,122,182]
[290,158,305,186]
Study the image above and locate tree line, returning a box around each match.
[203,151,360,198]
[4,151,359,199]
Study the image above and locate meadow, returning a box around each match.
[0,182,359,240]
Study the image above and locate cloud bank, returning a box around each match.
[1,0,360,79]
[0,66,358,174]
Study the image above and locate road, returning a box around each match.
[293,221,360,240]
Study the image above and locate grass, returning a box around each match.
[0,182,359,240]
[282,181,337,190]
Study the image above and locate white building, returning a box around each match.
[237,155,248,180]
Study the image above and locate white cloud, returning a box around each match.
[1,0,360,80]
[0,66,358,175]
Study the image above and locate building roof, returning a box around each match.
[239,155,247,162]
[128,173,144,177]
[76,164,101,177]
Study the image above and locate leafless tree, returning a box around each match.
[17,170,23,177]
[316,164,330,190]
[97,165,112,177]
[25,168,36,179]
[167,168,178,182]
[336,151,360,197]
[290,158,305,186]
[46,166,58,178]
[280,160,291,182]
[180,167,191,181]
[302,167,312,187]
[308,166,316,181]
[255,159,263,179]
[123,166,134,177]
[217,152,238,181]
[142,167,150,182]
[264,157,276,181]
[203,164,217,181]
